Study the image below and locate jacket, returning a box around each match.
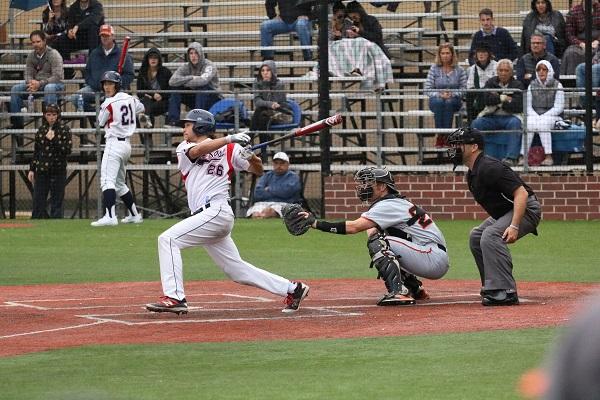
[515,51,560,88]
[254,170,302,203]
[66,0,104,31]
[30,120,72,174]
[169,42,221,91]
[265,0,313,24]
[469,27,520,64]
[42,4,68,37]
[564,1,600,45]
[527,60,564,116]
[85,43,134,90]
[25,46,64,88]
[253,60,287,109]
[480,76,524,116]
[137,47,172,102]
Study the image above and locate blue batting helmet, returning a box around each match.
[182,109,216,135]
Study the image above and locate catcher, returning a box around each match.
[283,167,450,305]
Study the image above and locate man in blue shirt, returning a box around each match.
[469,8,520,65]
[247,152,302,218]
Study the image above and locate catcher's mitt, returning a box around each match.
[282,203,315,236]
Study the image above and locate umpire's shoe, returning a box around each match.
[282,282,310,313]
[146,296,188,315]
[481,290,519,306]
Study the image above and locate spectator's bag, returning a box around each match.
[527,132,545,166]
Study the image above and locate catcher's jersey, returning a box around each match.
[176,140,249,212]
[362,197,447,247]
[98,92,144,139]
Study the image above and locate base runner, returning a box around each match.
[283,167,450,306]
[146,109,309,315]
[91,71,144,226]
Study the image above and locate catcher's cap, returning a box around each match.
[447,127,484,147]
[182,109,215,135]
[273,152,289,163]
[99,24,115,36]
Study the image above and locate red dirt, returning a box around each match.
[0,279,598,357]
[0,223,34,229]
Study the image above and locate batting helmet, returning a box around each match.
[100,70,122,91]
[44,103,61,118]
[354,167,398,202]
[181,109,216,135]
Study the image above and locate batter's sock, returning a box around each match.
[120,191,138,216]
[102,189,116,217]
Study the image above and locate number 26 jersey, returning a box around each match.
[98,92,145,139]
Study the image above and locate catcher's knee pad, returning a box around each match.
[367,233,405,294]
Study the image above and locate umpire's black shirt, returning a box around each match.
[467,153,534,220]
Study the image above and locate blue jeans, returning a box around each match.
[471,115,523,160]
[10,81,65,127]
[69,85,99,111]
[260,18,313,61]
[575,62,600,106]
[543,34,556,56]
[429,96,462,128]
[167,86,221,123]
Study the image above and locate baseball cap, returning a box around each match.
[462,128,484,145]
[99,25,114,36]
[273,152,289,162]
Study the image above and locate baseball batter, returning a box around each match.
[91,71,144,227]
[284,167,450,306]
[145,109,309,315]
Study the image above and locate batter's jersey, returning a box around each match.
[98,92,144,139]
[176,140,249,212]
[362,197,447,247]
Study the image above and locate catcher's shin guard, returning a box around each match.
[367,233,413,305]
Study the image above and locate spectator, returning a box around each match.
[10,30,64,133]
[525,60,564,166]
[575,47,600,129]
[515,33,560,88]
[260,0,314,62]
[52,0,104,63]
[521,0,566,57]
[466,45,497,123]
[250,61,292,157]
[167,42,221,126]
[469,8,520,65]
[246,152,302,219]
[28,104,72,219]
[471,59,525,166]
[561,0,600,75]
[137,47,172,127]
[344,1,391,59]
[42,0,68,47]
[424,43,467,147]
[327,1,393,91]
[70,25,134,112]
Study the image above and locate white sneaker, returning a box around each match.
[121,214,143,224]
[91,215,118,227]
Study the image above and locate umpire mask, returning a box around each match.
[446,127,484,170]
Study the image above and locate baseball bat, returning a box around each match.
[251,114,342,150]
[117,36,130,74]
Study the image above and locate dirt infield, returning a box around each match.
[1,279,598,357]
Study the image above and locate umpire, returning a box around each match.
[447,127,542,306]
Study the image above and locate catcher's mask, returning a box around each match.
[354,167,398,203]
[182,109,216,136]
[446,127,484,169]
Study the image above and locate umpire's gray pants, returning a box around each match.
[469,195,542,292]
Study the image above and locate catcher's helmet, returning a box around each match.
[182,109,216,135]
[44,103,61,118]
[100,70,122,91]
[354,167,398,202]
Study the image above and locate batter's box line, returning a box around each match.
[77,308,363,326]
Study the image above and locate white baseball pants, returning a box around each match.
[387,236,450,280]
[157,200,291,301]
[100,138,131,196]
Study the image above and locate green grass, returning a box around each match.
[1,219,599,285]
[0,328,558,400]
[0,219,598,399]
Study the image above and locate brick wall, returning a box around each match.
[324,173,600,221]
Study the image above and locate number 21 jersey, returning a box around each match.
[98,92,144,139]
